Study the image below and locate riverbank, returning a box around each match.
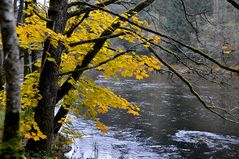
[0,109,70,158]
[25,134,71,158]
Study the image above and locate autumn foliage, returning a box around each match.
[0,0,160,145]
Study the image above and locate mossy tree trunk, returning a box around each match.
[0,0,22,158]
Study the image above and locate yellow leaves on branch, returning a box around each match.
[57,116,72,125]
[98,53,160,80]
[63,77,140,133]
[96,121,108,134]
[0,72,41,109]
[10,4,163,136]
[0,72,44,140]
[21,72,41,108]
[0,90,6,111]
[20,119,47,141]
[60,53,78,72]
[65,77,140,119]
[20,72,45,141]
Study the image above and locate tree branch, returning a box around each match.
[148,47,239,124]
[33,9,53,22]
[227,0,239,10]
[64,11,90,37]
[57,0,155,103]
[98,10,239,73]
[54,0,155,133]
[68,32,125,47]
[59,49,131,76]
[67,0,119,19]
[68,0,119,8]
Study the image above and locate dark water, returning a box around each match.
[66,74,239,159]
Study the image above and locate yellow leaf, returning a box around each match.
[135,74,143,80]
[95,121,108,134]
[33,136,40,141]
[47,57,57,64]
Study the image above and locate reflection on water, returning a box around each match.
[66,74,239,159]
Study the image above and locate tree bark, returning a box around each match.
[31,50,38,72]
[30,0,39,73]
[0,49,5,91]
[17,0,24,24]
[26,0,68,153]
[0,0,22,158]
[227,0,239,10]
[23,49,31,76]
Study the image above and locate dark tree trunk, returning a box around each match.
[26,0,68,153]
[14,0,18,16]
[17,0,24,24]
[0,0,22,158]
[30,1,39,73]
[0,49,5,91]
[31,50,38,72]
[23,49,31,76]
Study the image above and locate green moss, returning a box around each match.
[0,111,25,158]
[0,138,24,159]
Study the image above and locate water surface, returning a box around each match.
[66,74,239,159]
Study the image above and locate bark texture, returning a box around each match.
[0,0,22,158]
[0,49,4,91]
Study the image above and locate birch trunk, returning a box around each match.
[0,0,22,158]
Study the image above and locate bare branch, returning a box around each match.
[33,9,53,22]
[67,0,119,19]
[68,0,119,8]
[148,47,239,124]
[227,0,239,10]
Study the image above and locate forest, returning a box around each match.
[0,0,238,158]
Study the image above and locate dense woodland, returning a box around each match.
[0,0,238,158]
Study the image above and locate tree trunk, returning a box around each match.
[17,0,24,24]
[30,0,39,73]
[0,0,22,158]
[31,50,38,72]
[0,49,5,91]
[23,49,31,76]
[26,0,68,154]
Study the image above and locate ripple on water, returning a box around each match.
[64,117,176,159]
[171,130,239,156]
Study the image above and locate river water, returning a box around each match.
[65,74,239,159]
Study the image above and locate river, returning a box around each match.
[65,73,239,159]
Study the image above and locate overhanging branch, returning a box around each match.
[227,0,239,10]
[54,0,156,134]
[69,32,125,47]
[88,7,238,73]
[148,47,239,124]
